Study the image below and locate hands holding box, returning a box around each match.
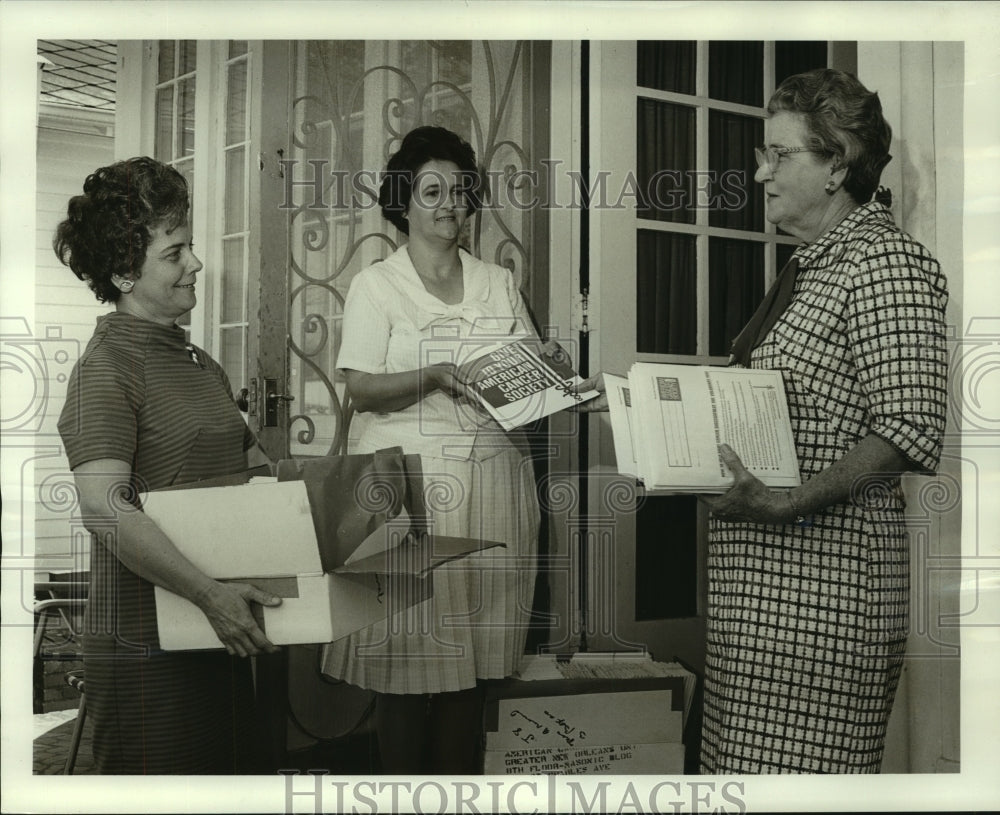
[144,449,502,651]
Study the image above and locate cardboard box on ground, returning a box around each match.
[142,451,501,651]
[482,654,695,775]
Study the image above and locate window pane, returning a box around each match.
[775,41,828,86]
[401,41,432,88]
[709,41,763,106]
[302,42,366,169]
[306,41,366,118]
[177,76,196,157]
[423,41,473,141]
[179,40,197,75]
[709,237,764,357]
[225,147,246,233]
[226,59,247,146]
[708,111,763,230]
[636,98,695,224]
[637,41,695,94]
[637,230,697,355]
[396,41,473,141]
[221,238,245,324]
[435,40,471,86]
[174,158,194,192]
[155,85,174,162]
[219,326,245,390]
[157,40,174,82]
[229,41,248,59]
[635,496,698,620]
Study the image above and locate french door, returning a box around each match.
[582,40,833,670]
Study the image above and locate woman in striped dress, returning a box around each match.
[320,126,541,774]
[702,69,949,772]
[55,157,281,773]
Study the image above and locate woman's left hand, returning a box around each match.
[702,444,794,524]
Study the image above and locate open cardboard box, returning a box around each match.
[144,458,500,650]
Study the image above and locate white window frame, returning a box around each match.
[117,40,255,389]
[633,41,817,364]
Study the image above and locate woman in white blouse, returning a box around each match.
[321,126,541,773]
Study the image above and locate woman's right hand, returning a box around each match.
[425,362,477,403]
[194,580,282,657]
[573,372,609,412]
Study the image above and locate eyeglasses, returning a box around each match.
[754,146,819,173]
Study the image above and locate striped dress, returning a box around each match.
[701,202,949,773]
[57,311,259,774]
[320,247,541,694]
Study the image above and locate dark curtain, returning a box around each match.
[637,230,697,355]
[709,238,765,357]
[708,41,763,106]
[708,111,763,231]
[775,41,828,86]
[636,41,821,358]
[636,98,696,224]
[637,41,695,94]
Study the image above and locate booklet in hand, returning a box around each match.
[458,337,598,430]
[606,363,802,493]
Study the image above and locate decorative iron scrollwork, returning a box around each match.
[286,41,534,456]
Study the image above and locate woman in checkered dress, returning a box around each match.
[700,69,949,772]
[320,127,541,774]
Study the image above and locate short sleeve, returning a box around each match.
[336,268,391,373]
[846,234,949,471]
[57,350,144,469]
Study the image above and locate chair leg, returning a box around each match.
[64,694,86,775]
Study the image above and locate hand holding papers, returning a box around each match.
[702,442,804,524]
[606,363,801,493]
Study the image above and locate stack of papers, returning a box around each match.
[606,363,802,494]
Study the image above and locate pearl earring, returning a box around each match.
[119,279,135,292]
[824,180,836,193]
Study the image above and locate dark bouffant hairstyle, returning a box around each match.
[53,157,190,303]
[378,126,483,234]
[768,68,893,204]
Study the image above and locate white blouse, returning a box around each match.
[337,245,536,460]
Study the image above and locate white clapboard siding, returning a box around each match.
[34,112,114,573]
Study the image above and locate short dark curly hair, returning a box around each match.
[378,126,483,235]
[767,68,893,204]
[53,157,190,303]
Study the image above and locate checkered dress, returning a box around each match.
[701,202,949,773]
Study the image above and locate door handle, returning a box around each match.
[235,388,250,412]
[262,377,294,427]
